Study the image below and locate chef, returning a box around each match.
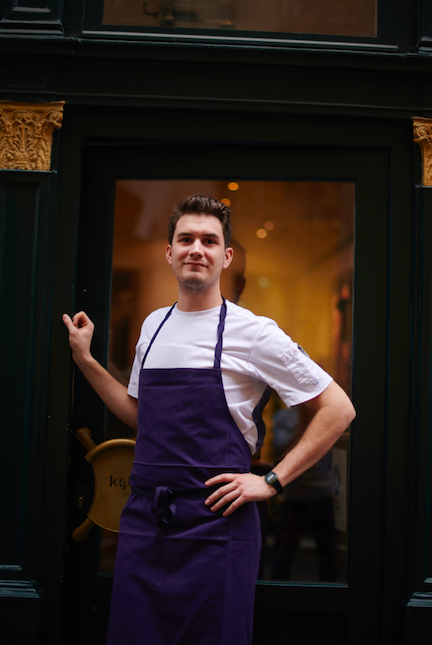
[63,194,355,645]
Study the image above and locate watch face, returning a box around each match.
[265,472,277,485]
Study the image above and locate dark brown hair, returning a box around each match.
[168,194,232,248]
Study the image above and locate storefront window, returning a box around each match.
[100,179,354,584]
[102,0,376,38]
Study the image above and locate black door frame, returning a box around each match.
[53,107,414,645]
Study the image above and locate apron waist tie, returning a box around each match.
[131,485,178,550]
[151,486,177,551]
[130,477,246,549]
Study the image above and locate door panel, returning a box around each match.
[66,142,388,645]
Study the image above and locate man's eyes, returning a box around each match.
[178,237,217,244]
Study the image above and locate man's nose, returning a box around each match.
[189,240,204,255]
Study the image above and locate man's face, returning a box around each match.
[166,214,233,294]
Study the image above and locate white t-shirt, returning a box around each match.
[128,300,333,454]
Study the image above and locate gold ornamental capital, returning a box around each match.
[0,101,65,171]
[413,117,432,187]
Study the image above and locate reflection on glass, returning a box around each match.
[103,0,377,38]
[256,395,350,582]
[100,179,354,584]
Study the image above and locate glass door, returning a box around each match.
[102,179,354,585]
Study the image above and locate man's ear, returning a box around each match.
[166,245,172,265]
[223,247,234,270]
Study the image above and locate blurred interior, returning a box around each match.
[102,179,354,584]
[103,0,377,38]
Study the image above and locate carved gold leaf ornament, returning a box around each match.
[0,101,64,171]
[413,117,432,187]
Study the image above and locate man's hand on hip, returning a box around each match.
[204,472,276,517]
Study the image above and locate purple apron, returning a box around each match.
[107,300,261,645]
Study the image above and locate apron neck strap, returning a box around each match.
[214,297,227,369]
[141,304,176,368]
[141,298,227,369]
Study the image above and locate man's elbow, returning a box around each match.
[330,381,356,429]
[340,398,356,429]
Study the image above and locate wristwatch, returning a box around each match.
[264,471,284,495]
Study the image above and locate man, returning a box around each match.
[63,194,355,645]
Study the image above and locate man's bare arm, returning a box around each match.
[62,312,138,429]
[272,380,355,486]
[205,380,355,516]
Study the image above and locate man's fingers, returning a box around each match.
[209,489,241,513]
[221,500,241,517]
[205,473,236,487]
[62,314,74,330]
[205,472,276,515]
[72,311,91,328]
[62,311,94,333]
[205,481,237,506]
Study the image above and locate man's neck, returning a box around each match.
[176,287,223,312]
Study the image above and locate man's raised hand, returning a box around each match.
[62,311,95,364]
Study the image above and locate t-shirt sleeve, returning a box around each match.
[247,318,333,407]
[127,318,149,399]
[127,348,141,400]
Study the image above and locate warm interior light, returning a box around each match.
[221,198,231,206]
[264,221,274,230]
[228,182,239,191]
[256,228,268,239]
[258,277,269,287]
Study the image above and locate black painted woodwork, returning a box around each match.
[1,0,432,643]
[0,0,63,31]
[0,171,56,644]
[82,0,396,48]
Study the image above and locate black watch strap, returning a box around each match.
[264,471,284,495]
